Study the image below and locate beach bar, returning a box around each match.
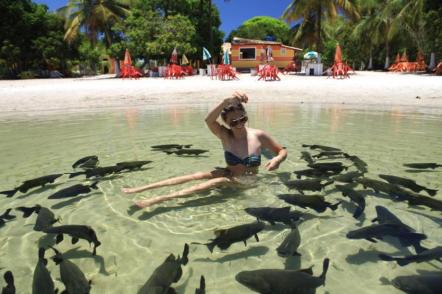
[230,37,302,71]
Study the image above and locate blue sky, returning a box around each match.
[34,0,293,36]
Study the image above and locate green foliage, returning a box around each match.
[18,70,37,79]
[78,38,104,74]
[227,16,290,43]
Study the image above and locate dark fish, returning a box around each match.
[379,246,442,266]
[48,182,99,199]
[302,144,341,151]
[276,226,301,257]
[244,206,302,225]
[2,271,15,294]
[0,209,15,229]
[50,247,91,293]
[293,168,335,179]
[138,243,189,294]
[335,184,366,219]
[391,272,442,293]
[195,275,205,294]
[403,163,442,169]
[164,149,209,156]
[68,165,123,178]
[284,179,334,194]
[332,171,364,183]
[344,154,368,173]
[371,206,426,253]
[16,205,58,231]
[116,161,152,171]
[379,174,438,196]
[196,222,265,253]
[32,248,56,294]
[72,156,99,169]
[44,225,101,255]
[308,162,346,173]
[278,194,341,213]
[0,174,63,198]
[346,223,427,248]
[151,144,192,150]
[299,151,314,164]
[236,258,330,294]
[356,177,412,200]
[312,151,347,158]
[407,194,442,212]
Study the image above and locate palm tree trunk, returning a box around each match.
[368,47,373,70]
[115,59,121,77]
[316,4,322,52]
[384,40,390,70]
[429,52,436,70]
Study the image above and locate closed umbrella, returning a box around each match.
[181,54,189,65]
[123,48,132,67]
[223,50,230,65]
[202,47,212,61]
[170,47,178,64]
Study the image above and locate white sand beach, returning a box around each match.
[0,71,441,117]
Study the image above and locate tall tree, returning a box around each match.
[282,0,360,52]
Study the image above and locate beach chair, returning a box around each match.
[258,64,280,81]
[331,62,349,79]
[216,64,239,81]
[434,62,442,75]
[165,64,185,79]
[282,62,296,75]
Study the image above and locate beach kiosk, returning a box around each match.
[230,37,302,72]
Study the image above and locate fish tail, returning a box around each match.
[330,201,342,211]
[352,206,363,219]
[378,254,395,261]
[4,270,14,286]
[15,206,37,218]
[1,208,15,220]
[181,243,189,265]
[68,172,83,178]
[0,189,17,198]
[198,275,206,292]
[426,188,438,197]
[90,181,99,190]
[320,258,330,286]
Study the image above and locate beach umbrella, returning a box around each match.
[202,47,212,61]
[223,50,230,65]
[181,54,189,65]
[303,51,318,60]
[334,44,342,63]
[394,53,400,64]
[170,47,178,64]
[123,48,132,67]
[266,46,273,62]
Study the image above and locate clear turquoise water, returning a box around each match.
[0,104,441,293]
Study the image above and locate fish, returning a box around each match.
[0,174,63,198]
[72,156,99,169]
[299,151,314,164]
[68,165,123,178]
[50,247,91,294]
[391,272,442,293]
[332,171,364,183]
[406,194,442,212]
[302,144,341,151]
[293,168,335,179]
[48,182,99,199]
[195,275,206,294]
[43,225,101,255]
[32,248,56,294]
[138,243,189,294]
[151,144,192,150]
[244,206,302,225]
[164,149,209,156]
[335,184,366,219]
[371,206,426,253]
[278,194,341,213]
[403,163,442,169]
[0,209,15,229]
[308,162,347,173]
[195,222,265,253]
[16,205,58,232]
[344,154,368,173]
[312,151,347,158]
[235,258,330,294]
[379,246,442,266]
[2,271,15,294]
[116,161,152,171]
[356,177,412,200]
[284,179,334,194]
[276,226,302,257]
[346,223,427,248]
[379,174,438,196]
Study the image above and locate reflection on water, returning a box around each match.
[0,104,441,293]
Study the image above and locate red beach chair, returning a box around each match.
[165,64,185,79]
[121,49,142,79]
[258,64,280,81]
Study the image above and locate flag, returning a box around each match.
[202,47,211,61]
[181,54,189,65]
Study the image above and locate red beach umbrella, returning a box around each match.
[123,48,132,67]
[334,43,343,64]
[170,47,178,64]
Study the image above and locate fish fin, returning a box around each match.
[71,237,79,244]
[207,242,216,253]
[413,243,428,254]
[353,207,363,219]
[38,247,47,265]
[199,275,205,291]
[68,172,83,178]
[4,270,14,286]
[56,234,64,244]
[366,238,377,243]
[243,240,247,246]
[1,208,15,220]
[371,217,378,223]
[214,229,226,237]
[330,201,342,211]
[396,259,411,266]
[426,189,438,196]
[181,243,189,265]
[254,233,260,242]
[15,206,36,218]
[0,189,17,198]
[293,251,302,256]
[90,181,99,190]
[299,266,314,275]
[378,254,394,261]
[320,258,330,286]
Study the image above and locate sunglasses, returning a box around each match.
[229,115,248,127]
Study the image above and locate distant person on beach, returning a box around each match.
[122,91,288,208]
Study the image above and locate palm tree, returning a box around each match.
[282,0,360,52]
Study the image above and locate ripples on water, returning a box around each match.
[0,104,441,293]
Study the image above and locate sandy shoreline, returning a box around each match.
[0,71,441,118]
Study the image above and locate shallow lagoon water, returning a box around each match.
[0,103,441,293]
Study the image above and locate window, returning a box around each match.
[281,48,286,56]
[239,48,256,60]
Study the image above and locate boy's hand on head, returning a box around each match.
[232,91,248,104]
